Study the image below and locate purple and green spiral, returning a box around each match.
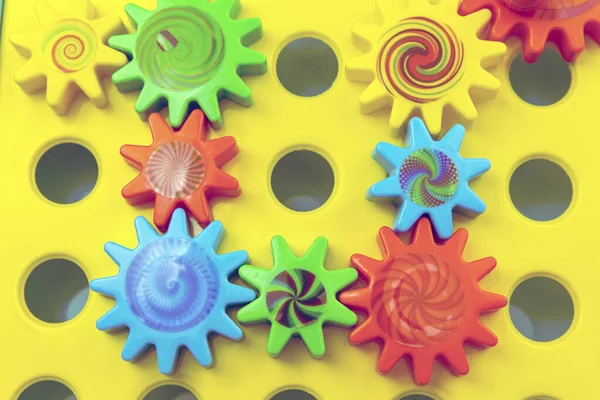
[136,7,225,92]
[266,269,327,329]
[125,238,220,333]
[399,148,459,208]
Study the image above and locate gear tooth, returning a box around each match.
[199,94,223,129]
[303,237,329,266]
[429,211,454,240]
[217,0,242,17]
[394,202,423,233]
[330,302,358,327]
[166,95,191,129]
[523,27,549,63]
[299,324,326,358]
[223,75,253,107]
[367,176,402,200]
[166,207,190,236]
[328,268,358,292]
[462,8,493,34]
[560,29,586,62]
[411,353,436,385]
[68,0,95,19]
[236,48,268,75]
[46,77,75,116]
[34,0,60,26]
[227,282,257,305]
[108,34,136,56]
[236,17,263,46]
[346,53,376,83]
[134,216,159,244]
[359,82,392,115]
[377,343,402,373]
[238,265,271,290]
[218,250,249,275]
[351,23,379,52]
[134,85,165,115]
[266,324,293,357]
[90,276,120,297]
[373,141,406,173]
[124,3,152,27]
[237,294,270,323]
[465,157,491,180]
[104,242,133,267]
[13,61,46,93]
[212,312,244,340]
[451,92,478,123]
[187,336,213,367]
[420,103,443,136]
[473,68,501,94]
[196,220,225,250]
[96,305,126,331]
[10,33,34,56]
[348,317,380,344]
[480,40,507,68]
[121,333,150,361]
[440,123,465,152]
[156,342,180,375]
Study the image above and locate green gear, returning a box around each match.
[237,236,358,358]
[109,0,267,128]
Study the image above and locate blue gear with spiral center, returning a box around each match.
[90,208,256,374]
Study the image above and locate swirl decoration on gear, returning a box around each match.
[136,8,225,91]
[346,0,506,135]
[146,141,206,199]
[376,17,464,103]
[399,148,459,208]
[109,0,268,129]
[368,117,490,240]
[237,236,358,357]
[339,219,508,385]
[267,269,327,329]
[90,208,256,374]
[125,238,220,332]
[9,0,128,115]
[46,20,97,73]
[459,0,600,62]
[120,110,240,232]
[372,253,465,347]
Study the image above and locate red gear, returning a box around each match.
[459,0,600,62]
[340,218,507,385]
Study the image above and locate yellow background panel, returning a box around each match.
[0,0,596,399]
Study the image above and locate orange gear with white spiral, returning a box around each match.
[459,0,600,62]
[339,218,507,385]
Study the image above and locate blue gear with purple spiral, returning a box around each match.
[90,207,256,374]
[367,117,491,239]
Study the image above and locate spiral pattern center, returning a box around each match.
[376,17,464,103]
[44,19,97,73]
[125,238,219,333]
[266,269,327,329]
[146,141,205,199]
[372,253,466,347]
[399,148,458,208]
[136,7,225,92]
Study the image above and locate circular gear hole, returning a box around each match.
[397,395,436,400]
[276,37,339,97]
[271,150,335,212]
[18,380,76,400]
[143,385,198,400]
[509,276,574,342]
[509,49,571,106]
[509,158,572,221]
[270,389,317,400]
[24,259,89,323]
[35,143,99,204]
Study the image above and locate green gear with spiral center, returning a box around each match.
[109,0,267,128]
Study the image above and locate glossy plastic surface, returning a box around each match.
[1,0,598,398]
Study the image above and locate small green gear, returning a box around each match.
[109,0,267,128]
[237,236,358,358]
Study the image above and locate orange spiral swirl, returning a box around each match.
[371,253,466,347]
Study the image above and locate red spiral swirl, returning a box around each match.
[371,253,466,347]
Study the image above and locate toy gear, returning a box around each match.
[120,110,240,232]
[459,0,600,62]
[9,0,127,114]
[237,236,358,358]
[367,117,490,239]
[340,219,507,385]
[90,208,256,374]
[346,0,506,135]
[109,0,267,128]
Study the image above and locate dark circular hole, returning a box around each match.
[509,276,574,342]
[24,259,89,323]
[18,380,76,400]
[509,158,572,221]
[143,385,198,400]
[271,389,317,400]
[509,49,571,106]
[397,395,435,400]
[271,150,335,212]
[35,143,98,204]
[276,38,338,97]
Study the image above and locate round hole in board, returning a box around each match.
[143,384,198,400]
[18,380,76,400]
[276,37,339,97]
[35,142,98,204]
[509,158,572,221]
[271,150,335,212]
[509,49,571,106]
[270,389,317,400]
[509,276,574,342]
[24,258,89,323]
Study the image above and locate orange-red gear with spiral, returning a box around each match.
[459,0,600,62]
[339,218,507,385]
